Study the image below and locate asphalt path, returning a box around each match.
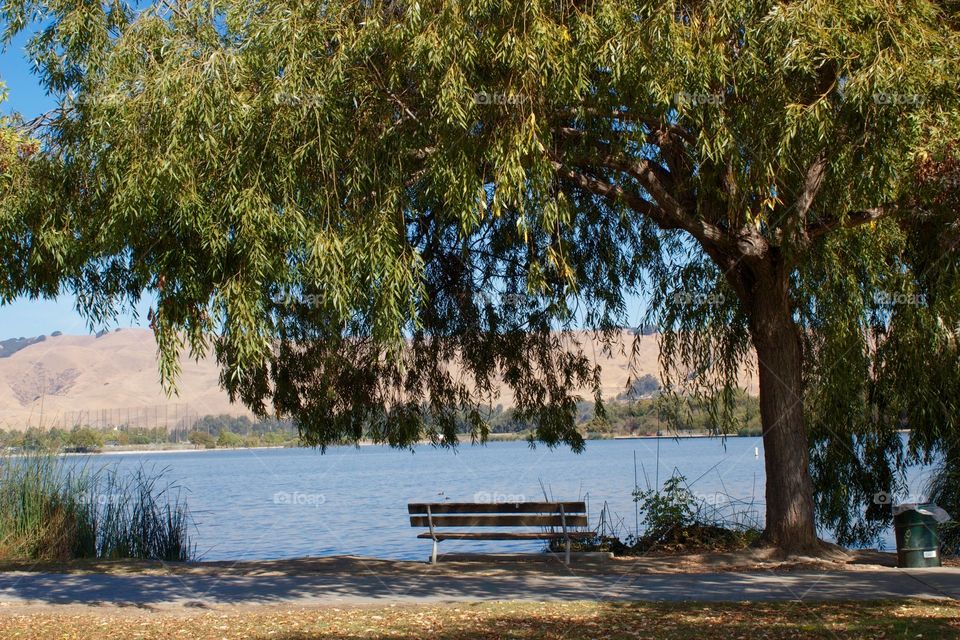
[0,566,957,608]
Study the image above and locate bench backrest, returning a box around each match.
[408,501,588,529]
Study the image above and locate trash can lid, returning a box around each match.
[893,503,952,523]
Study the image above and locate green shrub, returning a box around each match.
[66,427,104,450]
[217,430,244,448]
[632,474,697,541]
[263,432,291,446]
[188,431,216,449]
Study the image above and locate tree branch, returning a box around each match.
[551,152,760,261]
[806,207,890,241]
[786,151,829,247]
[14,109,61,134]
[550,160,668,223]
[552,124,695,215]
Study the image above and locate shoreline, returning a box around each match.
[610,432,745,440]
[95,444,290,456]
[5,433,767,457]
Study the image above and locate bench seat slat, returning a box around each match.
[410,515,589,528]
[417,531,595,541]
[408,502,586,515]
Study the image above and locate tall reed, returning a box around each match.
[0,454,195,562]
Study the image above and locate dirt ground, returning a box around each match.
[0,600,958,640]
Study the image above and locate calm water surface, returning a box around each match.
[69,438,935,561]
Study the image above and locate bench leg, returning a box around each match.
[431,539,438,564]
[565,537,571,566]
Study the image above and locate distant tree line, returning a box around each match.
[484,384,762,439]
[0,392,763,453]
[0,414,300,452]
[585,394,762,438]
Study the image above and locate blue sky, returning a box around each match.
[1,30,152,340]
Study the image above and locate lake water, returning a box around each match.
[71,438,936,561]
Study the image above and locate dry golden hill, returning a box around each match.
[0,329,758,431]
[0,329,244,430]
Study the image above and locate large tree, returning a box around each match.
[2,0,959,551]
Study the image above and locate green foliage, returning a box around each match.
[11,427,67,452]
[111,428,165,446]
[0,454,194,561]
[0,415,298,451]
[0,454,92,559]
[66,427,104,450]
[262,431,292,446]
[0,81,42,304]
[2,0,960,544]
[478,394,762,438]
[187,431,216,449]
[196,414,253,436]
[805,143,960,545]
[601,393,762,436]
[926,445,960,556]
[633,474,698,542]
[91,465,194,562]
[216,429,244,448]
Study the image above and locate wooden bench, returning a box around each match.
[408,501,592,565]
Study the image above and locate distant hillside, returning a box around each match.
[0,328,758,431]
[0,329,248,430]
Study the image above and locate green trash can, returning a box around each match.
[894,504,945,568]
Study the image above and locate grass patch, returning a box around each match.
[0,600,957,639]
[0,454,195,562]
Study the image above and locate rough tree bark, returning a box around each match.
[740,256,819,551]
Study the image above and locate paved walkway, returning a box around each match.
[0,565,957,608]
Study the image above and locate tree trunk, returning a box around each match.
[746,265,819,552]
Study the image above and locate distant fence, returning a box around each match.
[60,403,201,442]
[2,403,211,443]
